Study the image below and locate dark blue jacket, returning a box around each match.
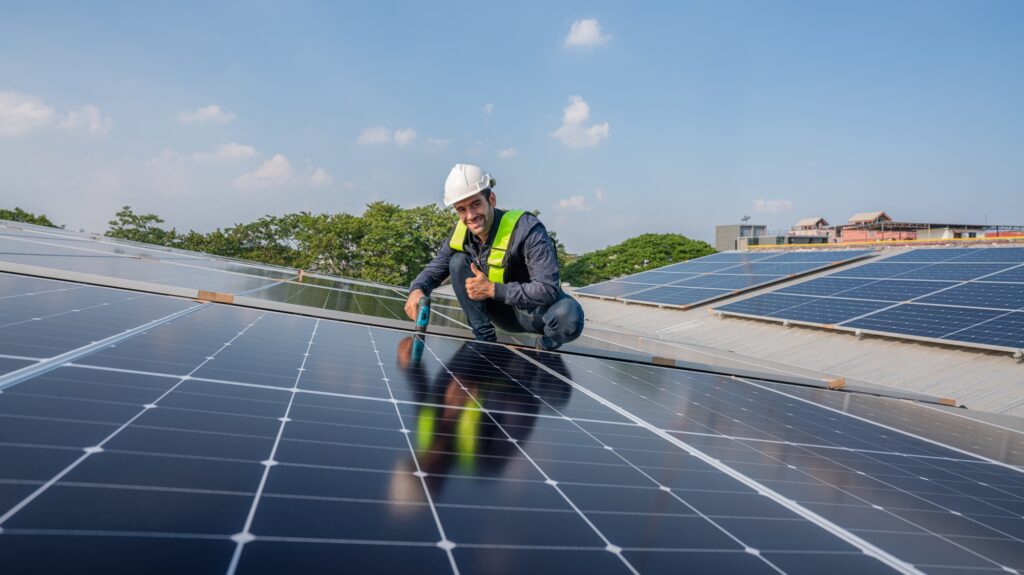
[409,209,562,308]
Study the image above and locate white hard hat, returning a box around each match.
[444,163,495,207]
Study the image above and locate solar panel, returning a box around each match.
[4,225,1024,572]
[0,272,199,375]
[0,223,459,329]
[716,247,1024,352]
[578,250,874,310]
[3,296,1023,573]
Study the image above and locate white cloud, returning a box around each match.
[0,92,55,136]
[594,187,606,201]
[234,154,293,189]
[394,128,417,147]
[58,105,112,136]
[1,91,111,137]
[309,167,332,187]
[483,103,495,115]
[556,195,590,211]
[551,95,609,148]
[425,137,450,150]
[752,198,795,214]
[193,142,258,161]
[565,18,611,47]
[177,104,236,124]
[497,148,518,159]
[358,126,392,145]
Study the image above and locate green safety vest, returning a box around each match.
[449,210,526,284]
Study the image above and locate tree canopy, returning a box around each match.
[561,233,716,286]
[0,204,708,289]
[103,203,564,287]
[0,207,58,228]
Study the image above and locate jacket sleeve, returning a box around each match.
[409,242,454,295]
[492,221,561,307]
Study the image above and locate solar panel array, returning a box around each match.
[3,222,1024,573]
[576,250,874,309]
[0,222,471,330]
[715,247,1024,352]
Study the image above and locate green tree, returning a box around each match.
[0,207,58,227]
[357,202,453,286]
[105,206,177,245]
[562,233,716,286]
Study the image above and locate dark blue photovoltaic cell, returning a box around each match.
[837,279,958,302]
[574,281,652,297]
[0,274,197,362]
[943,312,1024,347]
[762,298,891,324]
[833,263,929,278]
[622,286,731,306]
[715,293,820,317]
[947,247,1024,263]
[842,304,1006,338]
[762,250,872,262]
[917,282,1024,310]
[621,271,699,285]
[716,249,1024,350]
[778,277,875,296]
[670,274,783,289]
[578,250,873,307]
[687,252,780,263]
[986,266,1024,283]
[659,262,744,273]
[722,262,828,276]
[892,263,1014,281]
[880,249,981,263]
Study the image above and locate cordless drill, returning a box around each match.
[411,295,431,364]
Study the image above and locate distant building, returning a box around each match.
[716,212,1022,251]
[715,224,766,251]
[789,217,832,240]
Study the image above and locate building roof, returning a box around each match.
[795,217,828,227]
[848,211,891,224]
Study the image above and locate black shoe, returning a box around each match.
[535,335,560,351]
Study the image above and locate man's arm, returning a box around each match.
[492,222,561,308]
[405,243,455,320]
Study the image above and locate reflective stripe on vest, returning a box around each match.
[448,210,526,284]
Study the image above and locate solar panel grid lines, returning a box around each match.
[533,354,1024,573]
[0,233,292,291]
[225,318,324,574]
[715,248,1024,352]
[455,343,808,575]
[510,349,916,574]
[409,338,641,573]
[742,379,1024,470]
[6,262,1024,572]
[1,223,300,281]
[578,250,875,310]
[0,311,271,530]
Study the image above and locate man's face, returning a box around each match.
[453,191,495,238]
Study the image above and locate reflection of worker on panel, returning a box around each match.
[390,337,572,504]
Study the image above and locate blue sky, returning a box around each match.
[2,1,1021,253]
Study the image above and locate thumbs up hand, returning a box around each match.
[466,263,495,301]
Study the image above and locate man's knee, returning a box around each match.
[544,297,585,343]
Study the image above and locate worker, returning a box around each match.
[404,163,584,350]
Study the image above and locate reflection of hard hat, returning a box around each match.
[444,163,495,207]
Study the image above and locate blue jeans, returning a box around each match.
[449,252,584,350]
